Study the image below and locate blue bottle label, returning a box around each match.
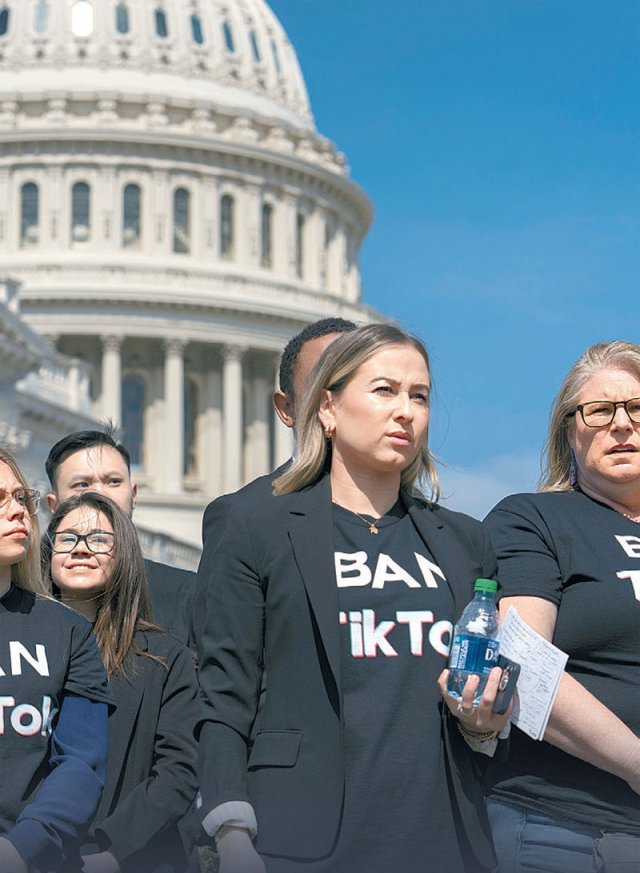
[448,635,499,675]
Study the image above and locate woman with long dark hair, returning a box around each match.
[0,448,111,873]
[43,491,199,873]
[196,323,510,873]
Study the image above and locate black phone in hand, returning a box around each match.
[492,654,521,715]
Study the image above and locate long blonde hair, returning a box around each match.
[540,340,640,492]
[0,447,46,595]
[274,323,440,500]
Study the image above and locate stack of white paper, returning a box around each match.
[498,607,568,741]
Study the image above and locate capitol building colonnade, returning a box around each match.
[0,0,374,556]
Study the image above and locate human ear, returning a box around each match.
[273,390,295,429]
[318,390,335,434]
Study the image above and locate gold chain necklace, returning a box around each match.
[350,510,383,534]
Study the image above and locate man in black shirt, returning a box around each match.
[45,429,195,646]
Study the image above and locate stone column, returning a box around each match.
[222,345,244,493]
[67,358,89,412]
[163,338,186,494]
[201,361,223,496]
[101,334,122,424]
[245,363,270,481]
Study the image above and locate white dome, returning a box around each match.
[0,0,374,554]
[0,0,313,131]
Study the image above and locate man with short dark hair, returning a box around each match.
[273,317,359,429]
[197,316,357,569]
[45,427,195,645]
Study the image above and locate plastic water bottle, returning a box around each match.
[447,578,500,708]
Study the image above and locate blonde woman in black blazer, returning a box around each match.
[196,324,510,873]
[44,492,199,873]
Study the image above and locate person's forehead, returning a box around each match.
[58,506,111,531]
[0,460,21,488]
[295,333,342,380]
[57,446,130,479]
[579,367,640,400]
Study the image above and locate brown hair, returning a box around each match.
[274,323,440,499]
[0,447,46,595]
[540,340,640,491]
[43,491,163,678]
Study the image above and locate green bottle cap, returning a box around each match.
[474,578,498,594]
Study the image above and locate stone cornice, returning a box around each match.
[14,264,380,325]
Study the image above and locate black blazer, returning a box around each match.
[196,474,497,870]
[192,462,289,646]
[145,559,195,647]
[83,630,200,873]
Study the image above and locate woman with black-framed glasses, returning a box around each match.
[483,340,640,873]
[0,448,111,873]
[43,492,199,873]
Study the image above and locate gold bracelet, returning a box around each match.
[457,721,499,743]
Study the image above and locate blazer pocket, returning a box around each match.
[248,730,302,769]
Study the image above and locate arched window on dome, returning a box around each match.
[154,7,168,38]
[122,183,141,249]
[173,188,190,254]
[115,2,130,34]
[121,374,145,469]
[71,1,94,38]
[222,21,235,53]
[190,14,204,45]
[295,212,305,279]
[0,7,10,37]
[220,195,234,260]
[20,183,39,248]
[71,182,91,244]
[271,40,281,75]
[261,203,272,269]
[249,30,261,63]
[183,377,199,476]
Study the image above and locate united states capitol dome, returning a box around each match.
[0,0,374,559]
[0,0,324,135]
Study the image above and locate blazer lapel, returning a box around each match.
[287,475,341,693]
[402,494,476,620]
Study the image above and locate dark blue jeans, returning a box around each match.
[487,798,602,873]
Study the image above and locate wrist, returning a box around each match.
[457,721,499,743]
[216,825,254,853]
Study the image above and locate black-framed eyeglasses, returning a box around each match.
[573,397,640,428]
[0,488,41,516]
[49,531,115,554]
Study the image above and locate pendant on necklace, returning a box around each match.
[369,523,379,534]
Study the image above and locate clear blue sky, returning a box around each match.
[270,0,640,517]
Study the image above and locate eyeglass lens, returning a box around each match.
[580,398,640,427]
[0,488,40,515]
[51,532,114,553]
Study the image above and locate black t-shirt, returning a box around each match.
[267,501,466,873]
[484,490,640,833]
[0,585,113,836]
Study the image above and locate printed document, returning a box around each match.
[498,607,568,741]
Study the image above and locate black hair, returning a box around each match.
[45,425,131,488]
[278,317,357,403]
